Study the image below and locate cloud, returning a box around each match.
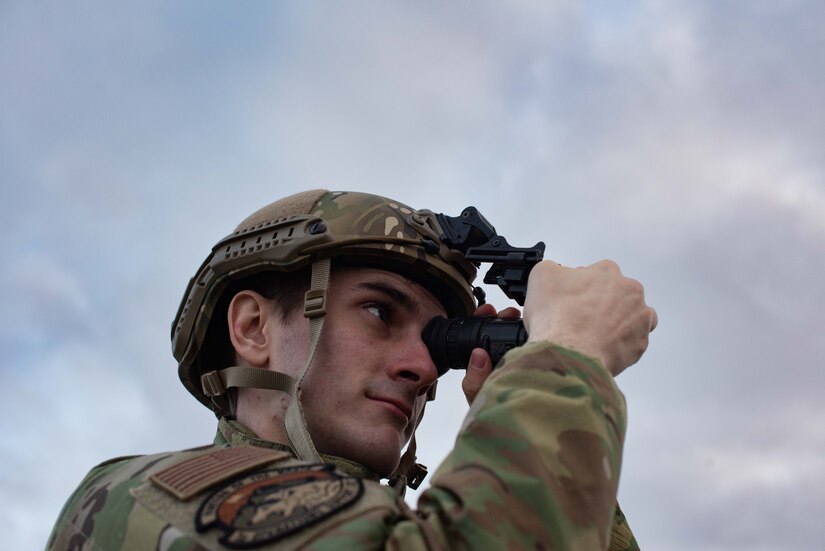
[3,1,825,549]
[0,252,94,356]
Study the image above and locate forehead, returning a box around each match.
[331,267,447,317]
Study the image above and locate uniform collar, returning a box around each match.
[215,417,381,482]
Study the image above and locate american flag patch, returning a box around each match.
[150,447,291,501]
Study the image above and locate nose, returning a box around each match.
[388,333,439,396]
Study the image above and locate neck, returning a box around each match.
[216,417,382,481]
[234,388,291,444]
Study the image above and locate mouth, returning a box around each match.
[370,395,413,424]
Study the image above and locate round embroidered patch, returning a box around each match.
[196,464,363,548]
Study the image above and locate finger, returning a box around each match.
[496,306,521,319]
[462,348,493,405]
[473,303,497,317]
[649,307,658,332]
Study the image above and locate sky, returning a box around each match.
[2,1,824,549]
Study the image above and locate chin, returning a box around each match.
[365,442,408,478]
[370,454,403,478]
[345,441,401,477]
[310,416,409,475]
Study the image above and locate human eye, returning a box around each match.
[364,303,390,323]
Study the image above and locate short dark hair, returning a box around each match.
[240,267,312,323]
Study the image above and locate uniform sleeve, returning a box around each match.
[46,455,144,550]
[46,342,638,550]
[609,503,641,551]
[407,342,629,550]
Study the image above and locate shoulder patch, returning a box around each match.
[196,464,363,548]
[150,447,291,501]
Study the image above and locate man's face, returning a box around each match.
[271,266,446,476]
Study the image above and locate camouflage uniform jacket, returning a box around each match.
[48,342,639,550]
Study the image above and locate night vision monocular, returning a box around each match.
[423,207,545,377]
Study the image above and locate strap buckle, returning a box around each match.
[407,463,428,490]
[303,289,327,318]
[426,381,438,401]
[201,370,227,397]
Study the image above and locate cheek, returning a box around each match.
[301,366,337,401]
[327,324,386,366]
[271,323,311,378]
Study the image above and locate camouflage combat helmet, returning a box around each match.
[171,190,479,488]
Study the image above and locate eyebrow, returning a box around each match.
[355,281,421,314]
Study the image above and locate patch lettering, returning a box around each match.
[196,464,363,548]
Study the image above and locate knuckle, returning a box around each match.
[624,277,644,295]
[596,259,620,272]
[531,260,554,277]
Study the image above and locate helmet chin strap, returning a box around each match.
[200,259,331,460]
[287,257,430,491]
[389,403,430,496]
[199,258,329,463]
[205,257,430,490]
[283,257,331,464]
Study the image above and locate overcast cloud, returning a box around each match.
[2,1,824,549]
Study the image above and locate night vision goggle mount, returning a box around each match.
[423,207,546,376]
